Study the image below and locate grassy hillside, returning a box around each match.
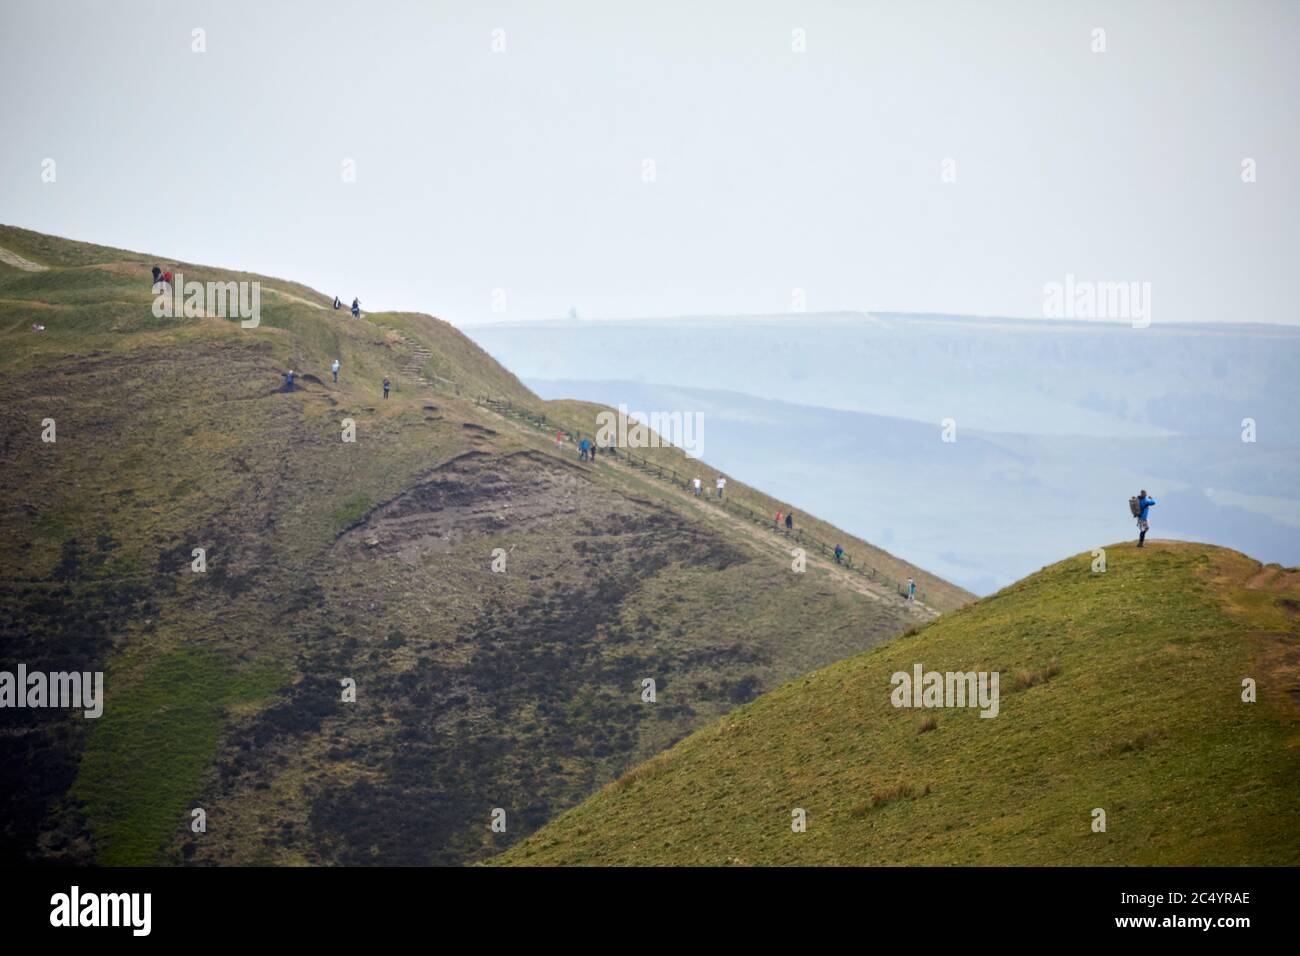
[495,541,1300,865]
[536,398,967,611]
[0,225,967,866]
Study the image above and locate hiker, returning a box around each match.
[785,512,794,534]
[383,376,390,399]
[1135,489,1157,547]
[579,437,590,461]
[590,442,597,462]
[775,510,782,530]
[693,477,702,496]
[283,369,296,392]
[834,544,844,565]
[351,297,361,319]
[332,296,341,310]
[716,476,726,499]
[151,265,162,287]
[162,269,174,287]
[908,578,917,602]
[555,430,563,449]
[331,359,340,383]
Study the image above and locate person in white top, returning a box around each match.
[716,476,726,499]
[331,358,340,383]
[692,477,702,496]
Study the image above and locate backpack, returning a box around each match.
[1128,496,1141,518]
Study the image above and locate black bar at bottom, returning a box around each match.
[0,865,1285,943]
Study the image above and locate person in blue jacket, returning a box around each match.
[1136,490,1156,547]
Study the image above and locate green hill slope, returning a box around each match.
[0,225,970,866]
[495,541,1300,865]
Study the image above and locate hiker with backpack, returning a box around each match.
[785,512,794,534]
[283,369,296,392]
[908,578,917,602]
[351,297,361,318]
[579,437,590,461]
[775,510,782,530]
[834,544,844,565]
[151,265,162,287]
[383,376,390,399]
[331,359,340,383]
[1133,490,1157,547]
[333,296,341,310]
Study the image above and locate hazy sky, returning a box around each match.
[2,0,1297,325]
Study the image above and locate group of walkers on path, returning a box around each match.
[829,541,918,602]
[558,434,608,461]
[550,411,937,606]
[279,360,390,399]
[690,475,726,499]
[333,296,362,319]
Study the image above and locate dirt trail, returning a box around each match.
[1214,554,1300,716]
[675,487,937,619]
[473,401,937,620]
[0,246,49,272]
[263,288,326,310]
